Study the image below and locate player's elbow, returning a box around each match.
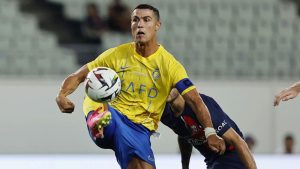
[223,128,244,146]
[68,70,87,84]
[70,64,90,83]
[183,89,202,106]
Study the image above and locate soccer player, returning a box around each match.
[274,81,300,106]
[161,89,257,169]
[55,4,225,169]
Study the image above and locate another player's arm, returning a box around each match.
[178,136,192,169]
[222,128,257,169]
[274,81,300,106]
[166,88,185,117]
[56,65,89,113]
[182,89,226,154]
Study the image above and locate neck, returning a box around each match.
[135,39,159,57]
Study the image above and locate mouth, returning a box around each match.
[137,31,145,36]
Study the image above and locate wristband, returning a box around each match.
[204,127,217,138]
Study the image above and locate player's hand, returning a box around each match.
[274,88,299,106]
[167,88,180,102]
[56,95,75,113]
[207,134,226,155]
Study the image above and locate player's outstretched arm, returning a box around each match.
[223,128,257,169]
[178,136,192,169]
[182,89,226,154]
[56,65,89,113]
[274,81,300,106]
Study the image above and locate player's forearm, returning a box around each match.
[183,89,213,128]
[58,65,89,97]
[234,139,257,169]
[58,74,83,97]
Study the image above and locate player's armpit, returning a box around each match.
[222,128,257,169]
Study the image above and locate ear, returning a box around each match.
[155,21,161,31]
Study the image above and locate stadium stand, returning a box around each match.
[0,0,300,79]
[0,0,77,76]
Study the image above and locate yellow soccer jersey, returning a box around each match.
[84,42,195,131]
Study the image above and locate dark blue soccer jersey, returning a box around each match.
[161,94,245,168]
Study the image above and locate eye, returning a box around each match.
[132,17,139,22]
[144,17,151,22]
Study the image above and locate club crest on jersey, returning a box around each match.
[152,68,160,81]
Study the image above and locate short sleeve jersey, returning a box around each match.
[84,42,195,131]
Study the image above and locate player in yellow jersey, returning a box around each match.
[56,4,225,169]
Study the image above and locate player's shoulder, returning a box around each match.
[160,45,175,59]
[159,45,181,66]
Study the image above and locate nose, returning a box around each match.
[137,20,144,28]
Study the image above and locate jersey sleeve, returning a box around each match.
[87,48,116,71]
[161,103,192,137]
[169,60,195,95]
[160,104,174,127]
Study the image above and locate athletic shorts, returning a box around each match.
[86,106,156,169]
[207,151,245,169]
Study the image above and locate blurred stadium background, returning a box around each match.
[1,0,300,168]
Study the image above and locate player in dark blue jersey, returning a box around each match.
[161,89,257,169]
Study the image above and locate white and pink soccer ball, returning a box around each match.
[84,67,121,102]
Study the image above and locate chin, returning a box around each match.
[135,39,146,45]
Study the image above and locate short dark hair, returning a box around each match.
[134,4,160,21]
[87,2,97,9]
[285,134,294,141]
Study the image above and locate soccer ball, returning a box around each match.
[84,67,121,102]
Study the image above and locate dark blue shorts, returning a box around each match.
[86,106,156,169]
[207,152,245,169]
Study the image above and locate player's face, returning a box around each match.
[131,9,161,44]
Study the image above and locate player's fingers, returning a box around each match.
[219,143,226,155]
[61,108,73,113]
[62,102,74,113]
[56,97,73,113]
[209,145,219,153]
[273,99,279,106]
[166,95,172,102]
[274,91,290,105]
[273,97,281,106]
[282,93,296,101]
[61,105,74,113]
[65,100,74,108]
[56,99,65,111]
[167,89,179,102]
[282,96,290,101]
